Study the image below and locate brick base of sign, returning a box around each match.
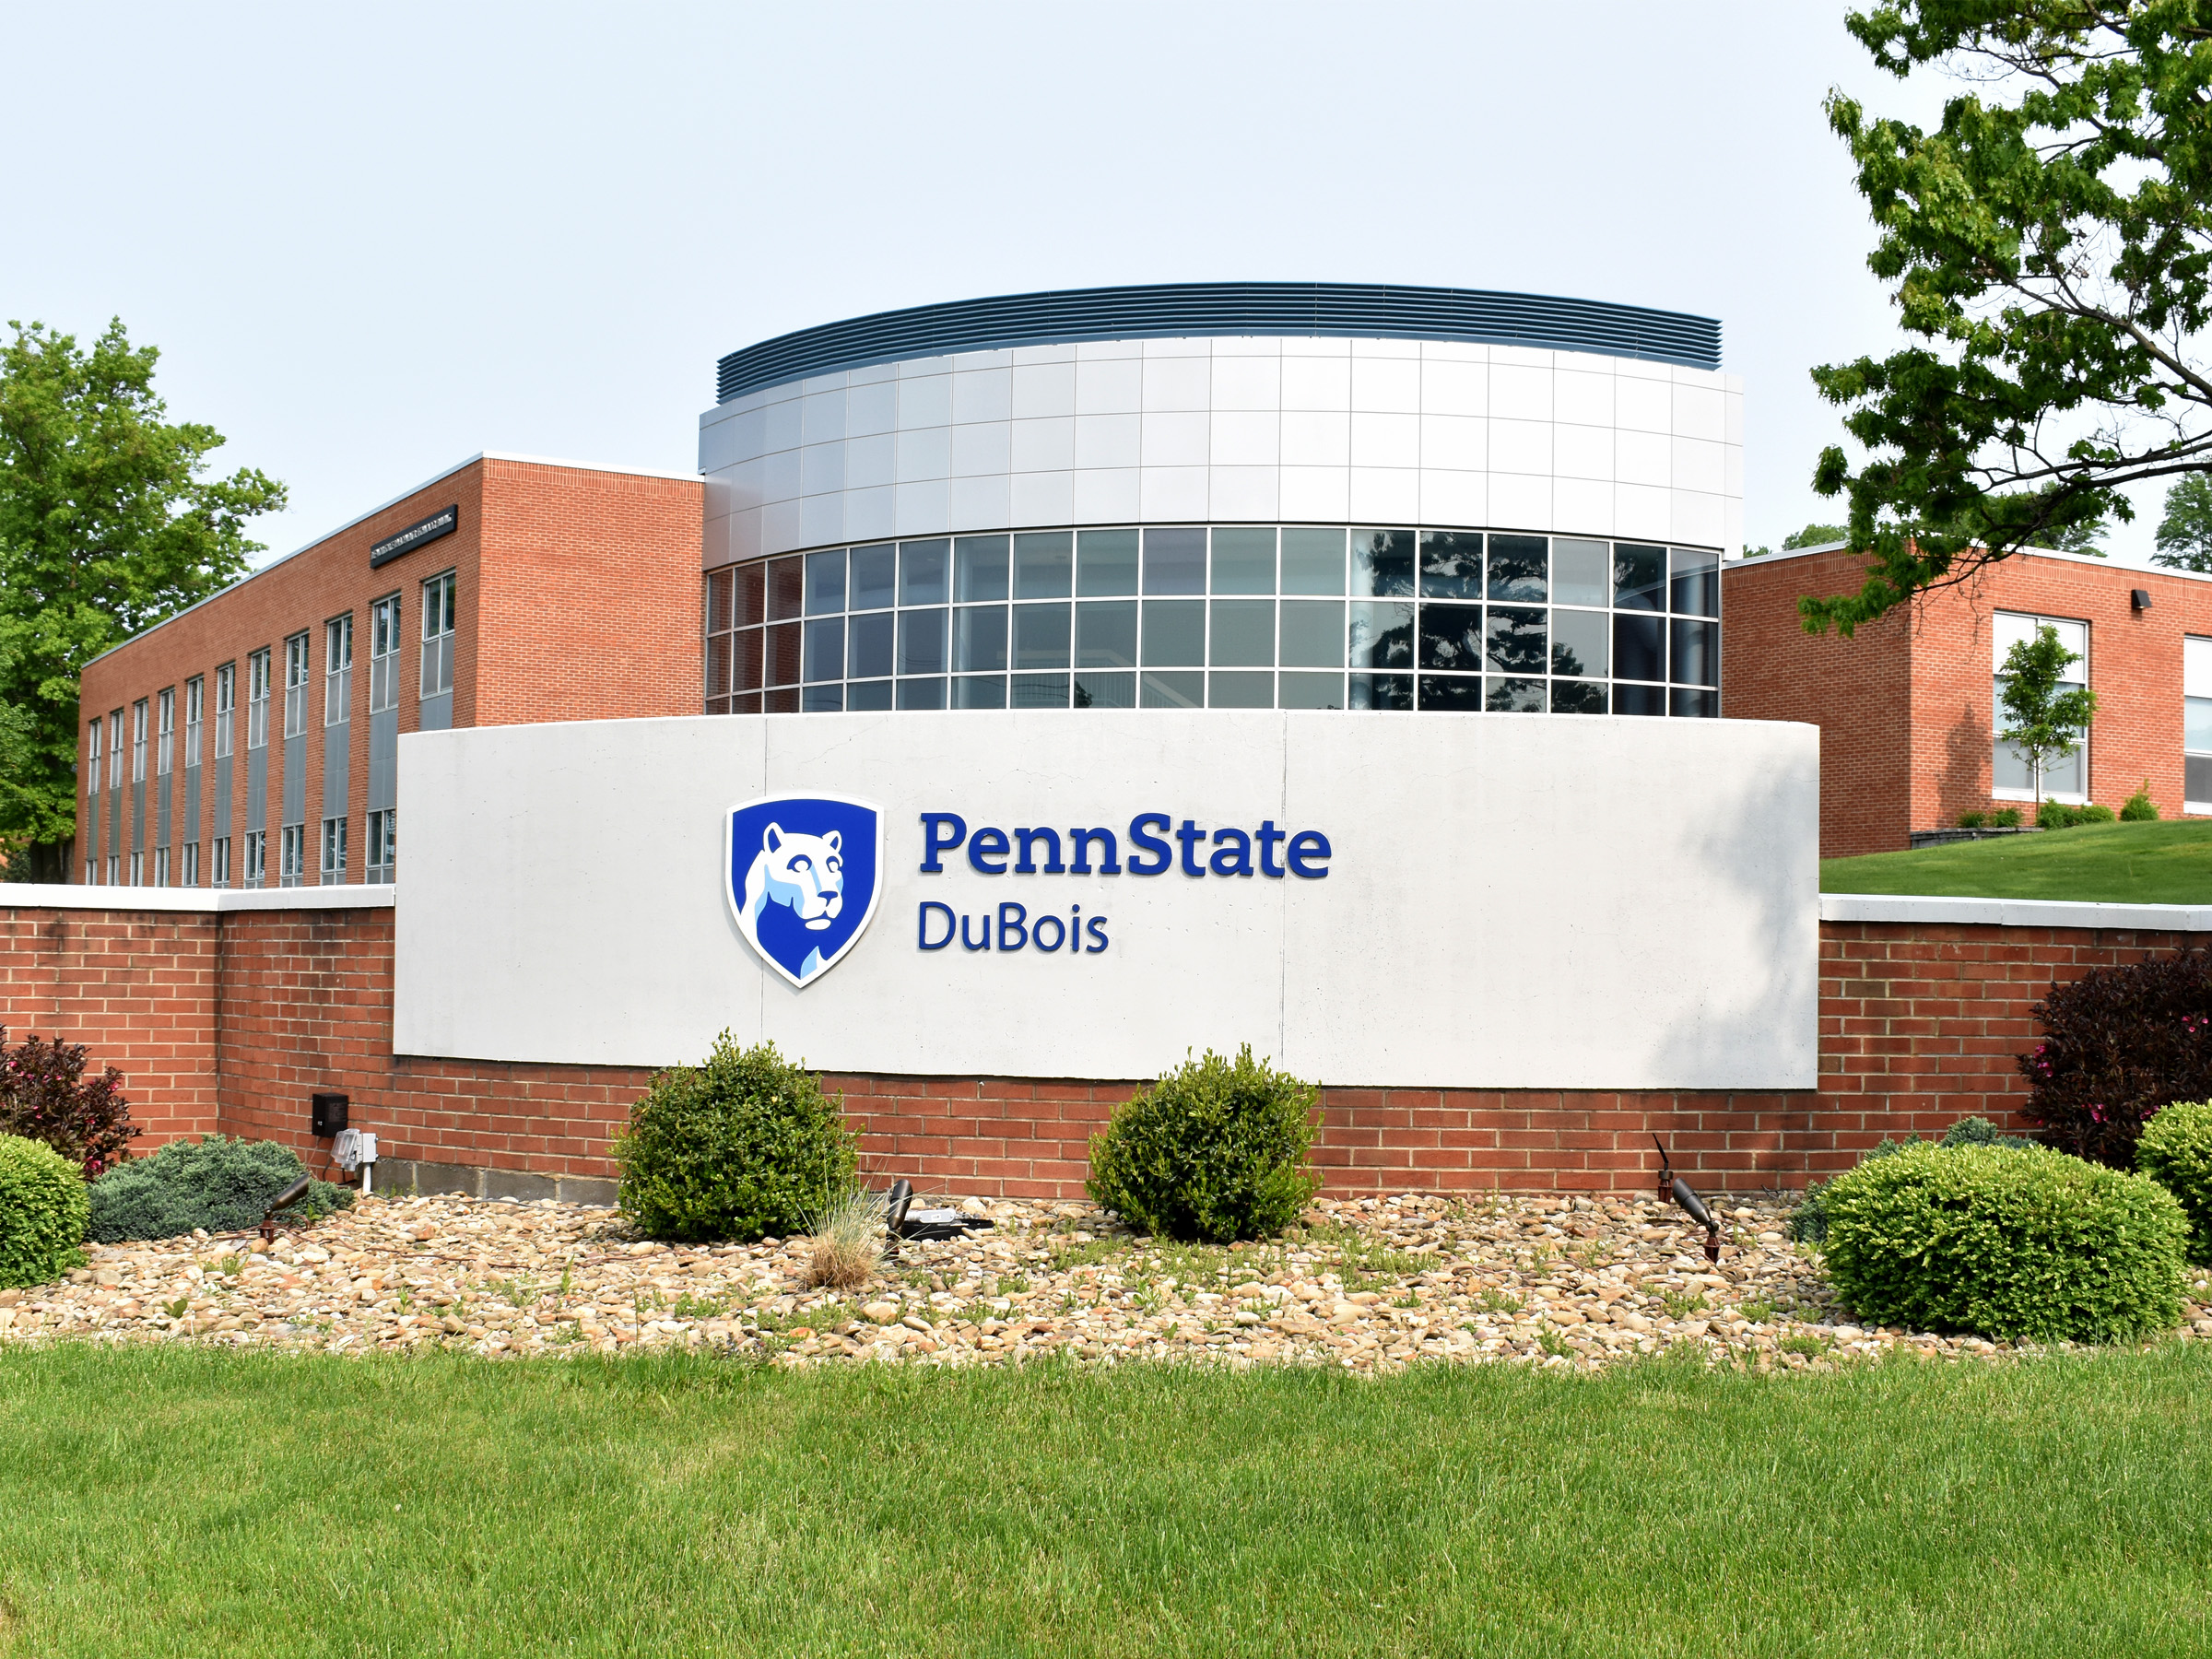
[4,900,2202,1198]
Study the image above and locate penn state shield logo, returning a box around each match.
[724,794,884,988]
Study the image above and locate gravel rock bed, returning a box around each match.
[6,1190,2208,1371]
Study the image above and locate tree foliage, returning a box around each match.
[2153,472,2212,571]
[1998,622,2098,806]
[0,319,284,876]
[1806,3,2212,634]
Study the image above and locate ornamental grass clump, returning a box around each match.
[1086,1045,1320,1243]
[2019,951,2212,1166]
[2136,1101,2212,1265]
[1819,1140,2185,1343]
[0,1134,89,1289]
[613,1033,856,1243]
[88,1135,352,1242]
[802,1184,885,1290]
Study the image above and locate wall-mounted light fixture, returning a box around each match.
[2133,588,2153,612]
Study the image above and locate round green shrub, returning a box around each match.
[88,1135,353,1242]
[0,1133,90,1288]
[1819,1140,2185,1342]
[2137,1100,2212,1265]
[612,1034,855,1242]
[1086,1045,1320,1242]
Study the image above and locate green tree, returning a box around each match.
[1998,623,2098,814]
[0,319,284,879]
[1804,3,2212,635]
[2154,473,2212,572]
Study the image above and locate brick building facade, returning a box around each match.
[1724,543,2212,857]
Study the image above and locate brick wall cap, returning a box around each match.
[2,883,394,913]
[1820,892,2212,932]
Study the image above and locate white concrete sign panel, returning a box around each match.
[394,712,1818,1088]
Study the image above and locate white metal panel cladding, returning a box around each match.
[394,712,1818,1088]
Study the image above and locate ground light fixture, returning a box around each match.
[878,1177,994,1241]
[1652,1137,1723,1263]
[258,1176,315,1244]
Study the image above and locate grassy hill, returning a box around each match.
[1820,819,2212,903]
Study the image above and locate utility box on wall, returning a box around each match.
[311,1091,349,1136]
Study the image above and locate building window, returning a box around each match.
[247,651,270,750]
[86,717,100,799]
[213,837,230,888]
[108,711,124,791]
[284,633,310,739]
[106,854,118,886]
[184,677,204,769]
[182,841,199,888]
[366,807,395,883]
[701,527,1722,717]
[326,614,354,724]
[279,823,306,887]
[131,700,147,782]
[154,846,169,888]
[243,830,265,888]
[215,664,235,759]
[1994,612,2089,804]
[320,815,348,882]
[129,851,143,887]
[86,859,96,886]
[421,571,456,700]
[370,594,402,712]
[2186,637,2212,815]
[156,688,174,776]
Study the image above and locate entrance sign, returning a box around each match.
[725,794,883,987]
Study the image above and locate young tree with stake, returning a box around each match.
[1998,624,2098,819]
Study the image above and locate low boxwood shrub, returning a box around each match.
[1819,1140,2185,1341]
[88,1135,353,1242]
[2137,1100,2212,1265]
[2037,799,2117,829]
[2019,950,2212,1166]
[613,1034,855,1242]
[1087,1045,1320,1242]
[1789,1116,2033,1243]
[0,1027,137,1177]
[0,1133,90,1288]
[1987,806,2023,828]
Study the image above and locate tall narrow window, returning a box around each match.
[370,594,401,712]
[247,651,270,749]
[213,837,231,888]
[284,633,309,738]
[86,718,100,799]
[366,808,396,884]
[131,700,147,782]
[129,851,143,887]
[108,712,123,792]
[1994,612,2089,804]
[182,841,198,888]
[107,854,119,886]
[243,830,265,888]
[325,614,353,724]
[157,689,174,776]
[279,823,304,888]
[321,815,347,882]
[184,677,204,769]
[214,664,235,759]
[2186,637,2212,815]
[154,846,169,888]
[421,571,456,699]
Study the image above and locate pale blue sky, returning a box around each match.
[8,2,2165,571]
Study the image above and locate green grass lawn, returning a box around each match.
[1821,818,2212,902]
[6,1345,2212,1656]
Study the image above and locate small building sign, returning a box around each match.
[370,505,459,568]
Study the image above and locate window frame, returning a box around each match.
[1992,610,2091,806]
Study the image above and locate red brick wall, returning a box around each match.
[8,900,2204,1194]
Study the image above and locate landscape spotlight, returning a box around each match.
[258,1175,315,1243]
[1652,1136,1723,1264]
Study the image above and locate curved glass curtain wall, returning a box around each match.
[703,527,1720,717]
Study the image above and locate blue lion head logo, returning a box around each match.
[725,794,883,987]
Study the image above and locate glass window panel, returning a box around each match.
[1418,530,1483,599]
[1486,677,1546,712]
[1485,606,1547,674]
[1013,603,1072,670]
[848,612,895,679]
[1142,527,1206,594]
[1077,600,1138,669]
[1351,529,1416,596]
[1012,672,1070,709]
[2188,695,2212,753]
[1141,600,1206,665]
[846,678,893,712]
[1279,600,1345,668]
[803,618,843,682]
[1075,671,1135,709]
[1208,671,1273,708]
[806,548,846,616]
[706,634,731,699]
[768,557,805,621]
[953,675,1006,710]
[2189,752,2212,804]
[1670,687,1719,718]
[1551,679,1606,714]
[953,605,1008,673]
[1349,601,1415,670]
[1278,671,1345,710]
[1670,547,1720,618]
[1614,544,1665,611]
[735,562,766,627]
[708,696,732,717]
[899,607,948,675]
[803,683,843,712]
[1077,528,1140,595]
[1014,531,1074,598]
[765,688,799,714]
[707,570,733,634]
[1612,682,1666,717]
[1487,535,1548,602]
[1349,673,1414,711]
[896,677,947,711]
[1551,608,1609,677]
[1418,603,1484,671]
[1211,527,1277,594]
[734,629,764,691]
[900,539,950,606]
[732,691,763,715]
[766,622,802,687]
[1614,614,1665,681]
[956,535,1011,602]
[1669,618,1719,687]
[2186,637,2212,700]
[1141,670,1204,708]
[1280,527,1347,594]
[1208,599,1274,666]
[850,544,897,610]
[1419,675,1484,711]
[1552,539,1609,607]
